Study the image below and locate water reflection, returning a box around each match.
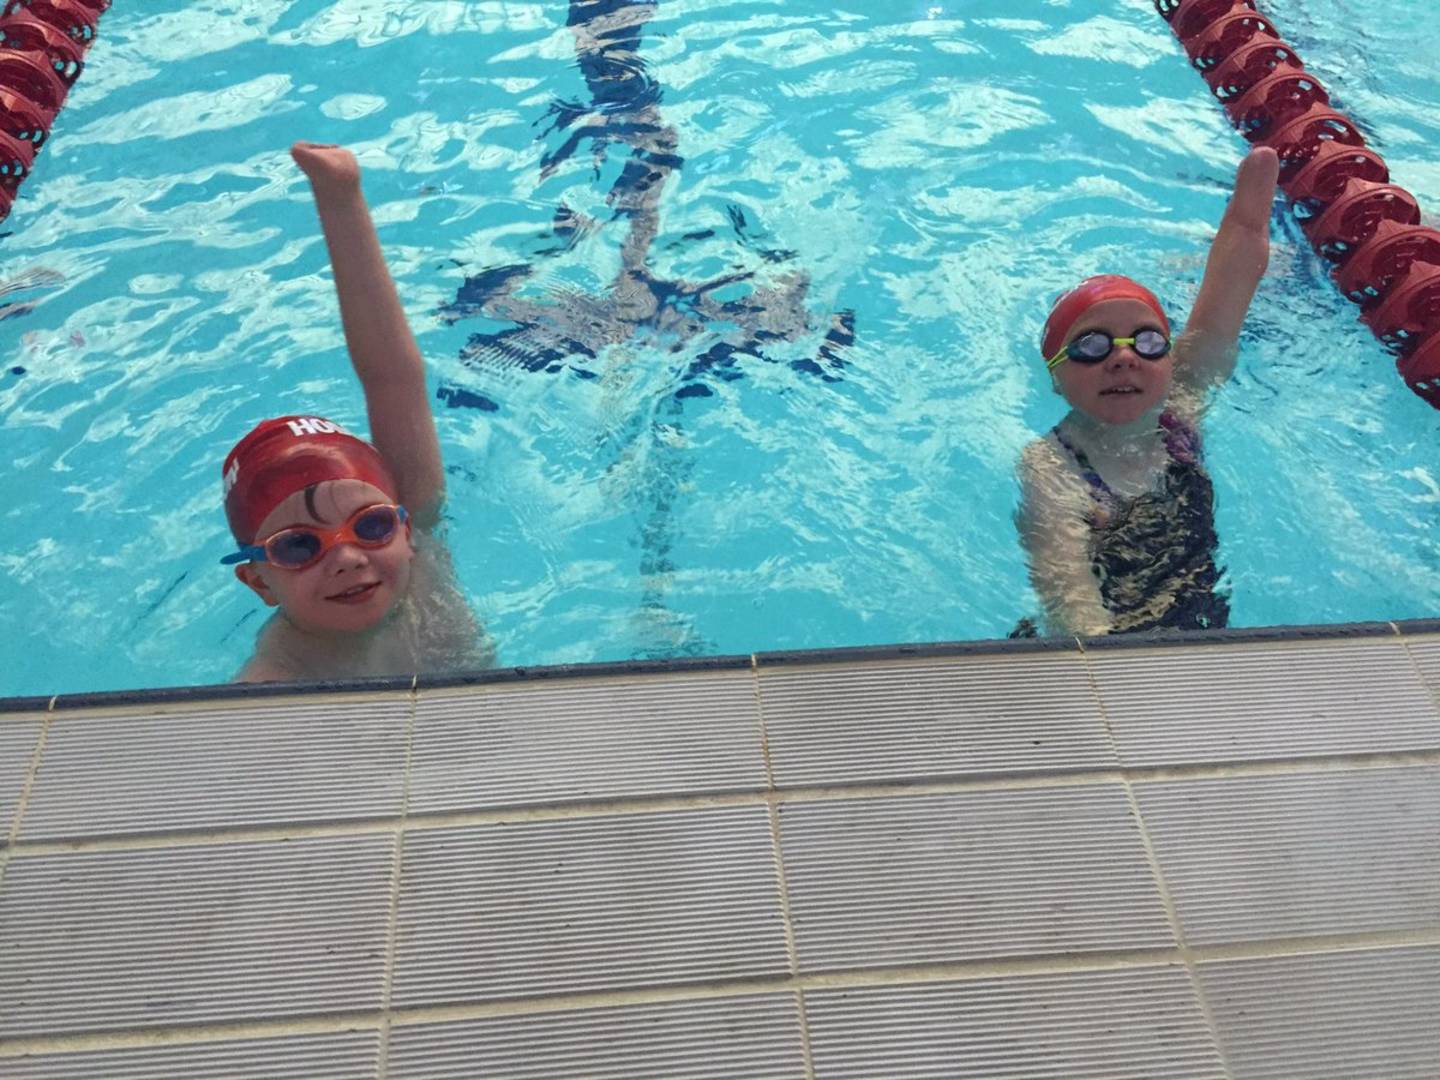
[436,0,854,407]
[434,0,855,658]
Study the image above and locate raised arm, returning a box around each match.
[1173,145,1280,395]
[1016,440,1114,639]
[292,142,445,526]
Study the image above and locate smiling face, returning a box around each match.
[233,478,414,635]
[1050,297,1174,425]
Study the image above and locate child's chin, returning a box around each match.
[298,594,395,633]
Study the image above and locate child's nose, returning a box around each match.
[327,542,370,571]
[1106,344,1140,369]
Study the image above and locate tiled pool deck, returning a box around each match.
[1,622,1438,1077]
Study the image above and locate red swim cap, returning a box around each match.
[1040,275,1170,361]
[222,416,396,543]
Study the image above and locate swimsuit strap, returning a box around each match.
[1053,410,1204,498]
[1050,426,1112,499]
[1158,409,1201,466]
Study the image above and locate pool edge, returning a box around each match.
[3,617,1435,715]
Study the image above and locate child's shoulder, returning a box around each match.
[405,528,498,671]
[1019,428,1086,493]
[1020,430,1064,472]
[1017,430,1096,529]
[1163,383,1209,433]
[232,618,304,684]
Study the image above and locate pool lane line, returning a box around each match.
[1155,0,1440,409]
[0,0,109,225]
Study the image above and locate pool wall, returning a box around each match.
[3,620,1439,1075]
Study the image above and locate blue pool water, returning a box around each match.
[2,0,1438,697]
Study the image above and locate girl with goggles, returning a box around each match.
[1014,146,1280,641]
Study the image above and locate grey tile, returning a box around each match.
[19,698,409,842]
[388,994,805,1079]
[805,967,1223,1079]
[1136,768,1440,946]
[1201,946,1440,1079]
[392,807,787,1007]
[0,835,393,1037]
[779,787,1173,972]
[1089,640,1440,767]
[7,1031,381,1079]
[760,655,1114,788]
[1409,638,1440,698]
[0,718,40,840]
[409,673,765,814]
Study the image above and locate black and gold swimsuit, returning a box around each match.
[1051,411,1230,634]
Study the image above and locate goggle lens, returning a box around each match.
[1068,332,1114,361]
[268,530,324,568]
[353,506,401,543]
[1133,328,1171,358]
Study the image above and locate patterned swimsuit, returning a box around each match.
[1051,411,1230,634]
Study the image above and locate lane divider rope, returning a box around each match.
[1156,0,1440,408]
[0,0,109,224]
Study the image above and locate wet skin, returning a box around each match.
[1052,298,1175,428]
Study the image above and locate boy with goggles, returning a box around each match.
[1016,146,1279,638]
[222,144,493,682]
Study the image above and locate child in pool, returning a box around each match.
[1016,146,1280,637]
[222,142,494,682]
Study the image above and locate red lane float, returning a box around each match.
[1157,0,1440,408]
[0,0,108,224]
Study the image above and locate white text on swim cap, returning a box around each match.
[286,417,344,437]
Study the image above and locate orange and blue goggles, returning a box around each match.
[222,504,408,571]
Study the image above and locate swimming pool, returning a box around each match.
[2,0,1438,697]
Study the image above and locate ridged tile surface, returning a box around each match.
[805,968,1222,1078]
[1090,640,1440,766]
[0,835,392,1037]
[19,699,408,841]
[388,994,804,1078]
[7,1031,381,1079]
[780,787,1173,971]
[392,807,787,1007]
[759,655,1114,788]
[409,674,765,813]
[0,718,39,838]
[1136,768,1440,945]
[1410,638,1440,697]
[1201,946,1440,1079]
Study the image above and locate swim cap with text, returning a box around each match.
[222,416,396,543]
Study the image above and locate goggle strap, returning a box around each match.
[218,504,408,567]
[220,546,264,566]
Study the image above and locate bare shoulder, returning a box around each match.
[231,613,301,684]
[406,528,497,670]
[1019,433,1065,480]
[232,654,294,684]
[1164,381,1208,432]
[1018,434,1088,515]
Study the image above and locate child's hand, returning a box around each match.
[290,141,361,196]
[1224,146,1280,235]
[1172,145,1280,392]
